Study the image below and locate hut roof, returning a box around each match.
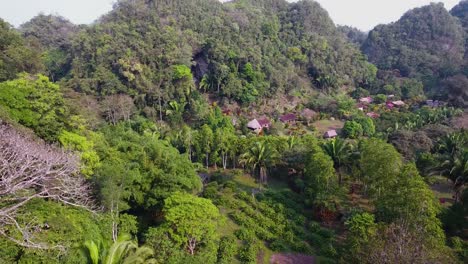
[247,119,261,130]
[324,130,338,138]
[392,100,405,106]
[280,113,296,123]
[258,118,271,128]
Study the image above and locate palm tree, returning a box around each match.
[322,138,352,185]
[434,150,468,201]
[84,235,156,264]
[240,141,278,184]
[437,133,467,156]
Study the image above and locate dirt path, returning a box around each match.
[270,254,315,264]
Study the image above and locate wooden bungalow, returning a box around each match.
[280,113,296,124]
[324,130,338,139]
[247,119,262,131]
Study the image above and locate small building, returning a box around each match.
[359,97,373,104]
[392,100,405,107]
[247,119,262,131]
[324,130,338,139]
[366,112,380,118]
[280,113,296,123]
[258,118,271,129]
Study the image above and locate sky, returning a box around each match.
[0,0,462,31]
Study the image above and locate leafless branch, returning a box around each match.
[0,124,95,249]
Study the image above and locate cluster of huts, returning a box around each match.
[241,96,443,139]
[247,108,318,133]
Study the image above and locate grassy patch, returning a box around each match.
[313,119,344,134]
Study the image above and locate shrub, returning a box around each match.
[217,235,238,264]
[342,121,363,139]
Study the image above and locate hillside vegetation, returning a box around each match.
[0,0,467,263]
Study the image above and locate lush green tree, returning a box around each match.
[360,139,403,198]
[321,138,353,185]
[94,124,202,211]
[147,193,221,261]
[376,164,445,242]
[354,116,375,136]
[304,150,336,204]
[343,121,364,139]
[240,140,279,184]
[0,74,67,141]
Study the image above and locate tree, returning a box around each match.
[304,150,336,203]
[101,95,135,125]
[84,235,156,264]
[344,212,377,261]
[149,193,221,258]
[321,138,352,185]
[0,124,94,249]
[240,141,278,184]
[197,124,214,168]
[0,19,43,81]
[354,116,375,137]
[360,139,403,198]
[364,221,454,264]
[343,121,363,139]
[215,127,237,169]
[0,74,67,141]
[376,164,445,241]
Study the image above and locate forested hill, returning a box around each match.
[15,0,375,109]
[1,1,468,263]
[362,2,467,103]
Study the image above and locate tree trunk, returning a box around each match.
[158,93,163,122]
[187,237,197,255]
[206,153,209,168]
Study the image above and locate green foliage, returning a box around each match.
[376,164,445,242]
[304,150,337,204]
[0,199,110,264]
[342,121,363,139]
[59,130,100,177]
[360,139,403,198]
[94,123,202,211]
[353,116,375,136]
[84,234,156,264]
[216,235,238,264]
[344,212,377,260]
[363,3,465,92]
[0,74,67,141]
[0,18,43,81]
[146,193,221,262]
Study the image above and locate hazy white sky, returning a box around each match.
[0,0,462,30]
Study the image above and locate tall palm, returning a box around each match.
[322,138,352,185]
[84,235,156,264]
[240,141,278,184]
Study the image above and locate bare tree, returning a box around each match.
[0,124,95,249]
[101,94,135,125]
